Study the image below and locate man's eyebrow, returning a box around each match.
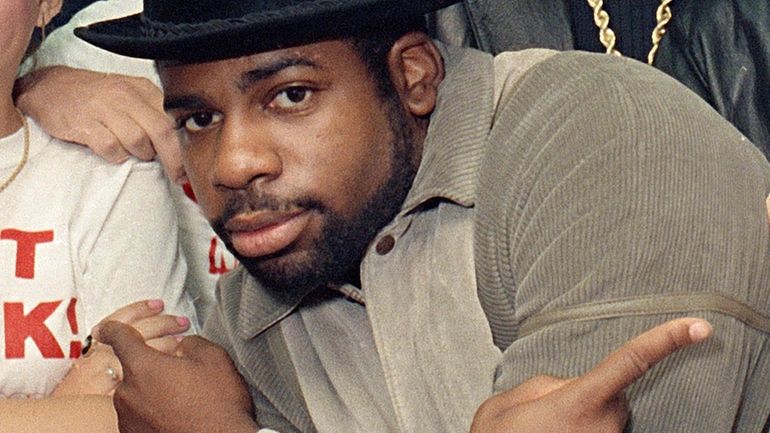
[238,57,320,92]
[163,95,209,112]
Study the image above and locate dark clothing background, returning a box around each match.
[458,0,659,62]
[568,0,660,61]
[455,0,770,158]
[655,0,770,158]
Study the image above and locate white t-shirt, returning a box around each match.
[0,118,197,398]
[28,0,238,323]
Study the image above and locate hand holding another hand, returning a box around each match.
[51,300,191,397]
[471,317,713,433]
[97,320,257,433]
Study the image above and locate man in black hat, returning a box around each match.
[71,1,769,432]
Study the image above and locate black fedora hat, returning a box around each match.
[75,0,461,62]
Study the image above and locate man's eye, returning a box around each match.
[272,87,313,110]
[181,112,223,132]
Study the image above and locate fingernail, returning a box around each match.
[688,321,713,341]
[176,316,190,327]
[147,299,164,311]
[175,335,185,342]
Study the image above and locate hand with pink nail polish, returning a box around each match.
[52,299,191,397]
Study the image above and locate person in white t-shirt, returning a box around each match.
[15,0,237,326]
[1,0,197,430]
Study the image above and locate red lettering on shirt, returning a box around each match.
[1,229,54,279]
[4,301,64,359]
[182,182,197,203]
[66,298,81,358]
[208,237,233,275]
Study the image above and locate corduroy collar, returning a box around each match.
[236,45,495,339]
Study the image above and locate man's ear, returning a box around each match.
[386,32,444,117]
[37,0,63,27]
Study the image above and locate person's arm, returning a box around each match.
[93,316,710,433]
[0,395,118,433]
[477,51,770,432]
[14,0,185,181]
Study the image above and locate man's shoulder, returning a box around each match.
[490,49,688,117]
[490,48,559,110]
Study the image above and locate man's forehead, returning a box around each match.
[157,39,367,106]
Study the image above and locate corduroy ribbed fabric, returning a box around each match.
[204,47,770,432]
[476,51,770,432]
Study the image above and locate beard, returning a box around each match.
[211,97,418,294]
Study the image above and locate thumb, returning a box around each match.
[94,320,147,369]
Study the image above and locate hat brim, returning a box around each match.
[75,0,461,63]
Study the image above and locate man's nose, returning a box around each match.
[212,119,281,190]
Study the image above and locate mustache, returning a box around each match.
[212,188,326,234]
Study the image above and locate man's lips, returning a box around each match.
[225,210,311,258]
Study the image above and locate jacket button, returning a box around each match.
[375,235,395,255]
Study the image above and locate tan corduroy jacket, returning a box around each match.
[204,46,770,433]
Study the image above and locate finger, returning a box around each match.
[109,76,173,158]
[129,80,186,182]
[99,111,156,161]
[132,314,191,340]
[106,76,186,182]
[111,81,171,160]
[95,320,149,375]
[571,318,712,404]
[146,335,183,354]
[64,122,132,164]
[154,133,186,185]
[89,76,160,161]
[92,300,166,338]
[125,103,185,181]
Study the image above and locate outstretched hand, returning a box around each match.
[471,317,713,433]
[15,66,186,183]
[96,320,257,433]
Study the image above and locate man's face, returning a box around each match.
[160,40,418,292]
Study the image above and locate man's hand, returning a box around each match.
[52,300,191,397]
[471,317,713,433]
[14,66,186,183]
[96,321,257,433]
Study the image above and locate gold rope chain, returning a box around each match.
[0,110,30,194]
[587,0,673,65]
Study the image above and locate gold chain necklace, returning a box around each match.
[0,109,30,194]
[586,0,674,65]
